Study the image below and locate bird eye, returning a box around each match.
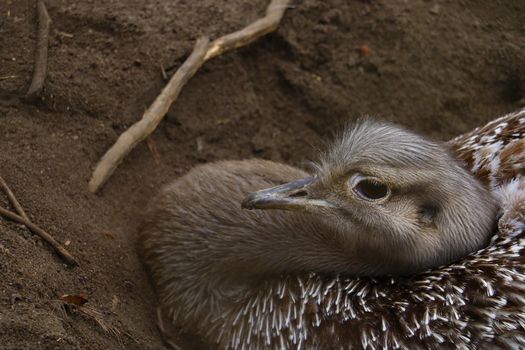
[352,176,390,201]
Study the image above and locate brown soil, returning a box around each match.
[0,0,523,349]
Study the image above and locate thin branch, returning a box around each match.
[0,75,17,81]
[0,206,78,266]
[0,179,78,267]
[88,0,291,193]
[0,176,29,221]
[205,0,290,60]
[0,175,75,264]
[88,37,210,193]
[27,0,51,97]
[159,62,168,81]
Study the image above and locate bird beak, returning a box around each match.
[241,176,334,212]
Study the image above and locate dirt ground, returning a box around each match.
[0,0,523,349]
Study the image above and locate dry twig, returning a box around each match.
[159,62,168,81]
[88,0,291,193]
[146,137,161,165]
[0,176,29,220]
[89,37,209,192]
[0,176,78,266]
[0,75,18,81]
[27,0,51,97]
[0,206,78,266]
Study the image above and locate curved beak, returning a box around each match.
[241,176,334,212]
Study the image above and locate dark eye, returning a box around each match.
[352,177,390,201]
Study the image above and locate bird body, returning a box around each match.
[140,108,525,349]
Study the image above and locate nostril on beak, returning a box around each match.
[289,190,308,198]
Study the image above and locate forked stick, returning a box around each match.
[0,176,78,266]
[88,0,291,193]
[0,176,29,220]
[0,207,78,266]
[204,0,291,60]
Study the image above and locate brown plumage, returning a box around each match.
[139,108,525,349]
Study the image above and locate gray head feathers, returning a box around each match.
[306,119,497,274]
[320,119,445,171]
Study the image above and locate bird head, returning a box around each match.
[242,119,498,275]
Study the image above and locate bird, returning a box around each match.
[139,107,525,349]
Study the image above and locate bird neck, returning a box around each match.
[202,210,378,288]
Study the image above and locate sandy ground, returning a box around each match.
[0,0,523,348]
